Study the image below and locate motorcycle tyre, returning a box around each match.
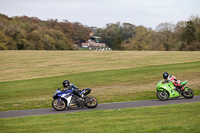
[157,90,169,101]
[85,96,98,108]
[52,98,67,111]
[182,87,194,99]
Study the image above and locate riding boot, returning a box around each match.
[180,86,185,91]
[175,87,182,94]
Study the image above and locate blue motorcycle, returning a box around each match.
[52,88,98,111]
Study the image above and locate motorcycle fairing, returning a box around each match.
[181,81,188,86]
[81,88,91,95]
[156,80,180,98]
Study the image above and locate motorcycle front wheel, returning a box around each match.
[52,98,67,111]
[157,90,169,101]
[85,96,98,108]
[182,87,194,99]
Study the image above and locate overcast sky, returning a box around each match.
[0,0,199,29]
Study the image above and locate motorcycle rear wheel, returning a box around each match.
[52,98,67,111]
[85,96,98,108]
[157,90,169,101]
[182,87,194,99]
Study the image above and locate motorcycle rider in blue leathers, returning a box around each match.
[62,80,84,98]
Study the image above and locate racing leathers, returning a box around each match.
[165,75,184,90]
[64,83,83,97]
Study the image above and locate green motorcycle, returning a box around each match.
[156,79,194,101]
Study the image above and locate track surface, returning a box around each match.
[1,96,200,118]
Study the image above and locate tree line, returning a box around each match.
[0,14,91,50]
[94,15,200,51]
[0,13,200,51]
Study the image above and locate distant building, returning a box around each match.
[81,36,106,48]
[81,43,105,48]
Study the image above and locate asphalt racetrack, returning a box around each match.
[1,96,200,118]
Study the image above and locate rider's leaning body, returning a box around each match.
[162,72,184,90]
[62,80,84,97]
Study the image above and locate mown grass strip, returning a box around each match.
[1,51,200,82]
[1,61,200,91]
[0,102,200,133]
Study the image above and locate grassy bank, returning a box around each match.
[0,61,200,111]
[1,51,200,82]
[1,102,200,133]
[0,51,200,111]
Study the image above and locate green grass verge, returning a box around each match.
[1,102,200,133]
[0,61,200,111]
